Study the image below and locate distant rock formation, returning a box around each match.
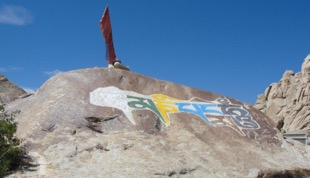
[0,73,27,104]
[5,68,309,177]
[254,55,310,133]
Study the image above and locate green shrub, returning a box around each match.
[0,101,22,176]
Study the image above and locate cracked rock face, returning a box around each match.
[254,55,310,133]
[6,68,310,177]
[0,73,27,103]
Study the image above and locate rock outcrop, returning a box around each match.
[0,73,27,104]
[254,55,310,133]
[5,68,310,177]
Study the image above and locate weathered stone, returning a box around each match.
[0,73,27,103]
[254,55,310,133]
[5,68,309,177]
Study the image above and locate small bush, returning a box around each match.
[0,101,22,176]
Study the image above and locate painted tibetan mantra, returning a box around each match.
[90,86,260,136]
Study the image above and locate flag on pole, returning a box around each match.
[100,5,116,65]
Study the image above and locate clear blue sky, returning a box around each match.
[1,0,310,103]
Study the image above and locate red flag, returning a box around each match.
[100,5,116,64]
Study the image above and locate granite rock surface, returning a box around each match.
[0,73,27,104]
[5,68,310,177]
[255,55,310,133]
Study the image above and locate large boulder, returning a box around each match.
[6,68,310,177]
[254,55,310,133]
[0,73,27,104]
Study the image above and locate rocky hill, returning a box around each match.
[254,55,310,133]
[4,68,310,177]
[0,73,27,104]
